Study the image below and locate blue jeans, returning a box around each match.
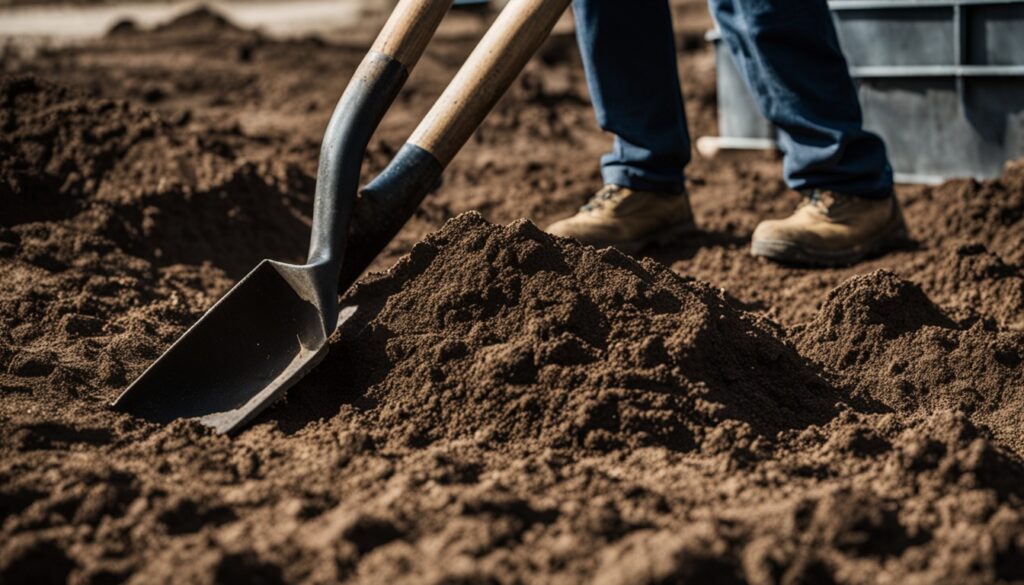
[571,0,894,198]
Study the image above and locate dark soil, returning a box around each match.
[2,4,1023,584]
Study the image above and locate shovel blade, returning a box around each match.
[112,260,329,434]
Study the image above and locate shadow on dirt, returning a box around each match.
[642,229,750,268]
[103,167,313,279]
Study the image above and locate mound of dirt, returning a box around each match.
[796,270,1024,455]
[153,6,244,35]
[0,75,311,276]
[308,212,837,452]
[912,242,1024,330]
[105,18,140,37]
[914,160,1024,266]
[0,76,146,225]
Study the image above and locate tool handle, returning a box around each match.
[371,0,452,70]
[410,0,571,165]
[341,0,570,291]
[307,0,452,270]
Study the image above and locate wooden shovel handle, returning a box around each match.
[408,0,572,165]
[370,0,453,68]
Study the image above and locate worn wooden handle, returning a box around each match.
[408,0,571,165]
[370,0,454,69]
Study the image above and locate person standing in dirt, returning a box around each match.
[545,0,908,266]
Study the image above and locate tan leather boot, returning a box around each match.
[751,190,908,266]
[545,185,695,253]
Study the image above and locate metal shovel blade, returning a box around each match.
[111,260,331,434]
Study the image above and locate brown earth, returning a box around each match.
[2,4,1024,584]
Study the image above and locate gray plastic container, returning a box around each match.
[707,0,1024,183]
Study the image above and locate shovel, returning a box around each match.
[112,0,572,433]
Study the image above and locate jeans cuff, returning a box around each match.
[815,186,893,200]
[601,164,687,195]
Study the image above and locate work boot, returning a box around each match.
[545,184,695,253]
[751,190,908,266]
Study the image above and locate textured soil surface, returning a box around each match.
[2,4,1024,584]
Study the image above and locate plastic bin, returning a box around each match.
[706,0,1024,183]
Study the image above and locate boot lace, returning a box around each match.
[581,185,624,212]
[803,189,850,217]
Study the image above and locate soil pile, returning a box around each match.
[319,212,836,452]
[797,270,1024,455]
[914,161,1024,266]
[911,241,1024,330]
[0,75,160,225]
[0,75,311,274]
[151,6,247,36]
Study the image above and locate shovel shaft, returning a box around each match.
[409,0,572,166]
[307,0,453,269]
[341,0,571,291]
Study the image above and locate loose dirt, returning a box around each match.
[2,4,1023,584]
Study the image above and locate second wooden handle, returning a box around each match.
[408,0,572,166]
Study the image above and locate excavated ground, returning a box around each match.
[2,4,1023,584]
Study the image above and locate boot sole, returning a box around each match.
[612,220,697,255]
[750,209,909,267]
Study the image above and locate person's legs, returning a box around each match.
[572,0,690,194]
[708,0,894,198]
